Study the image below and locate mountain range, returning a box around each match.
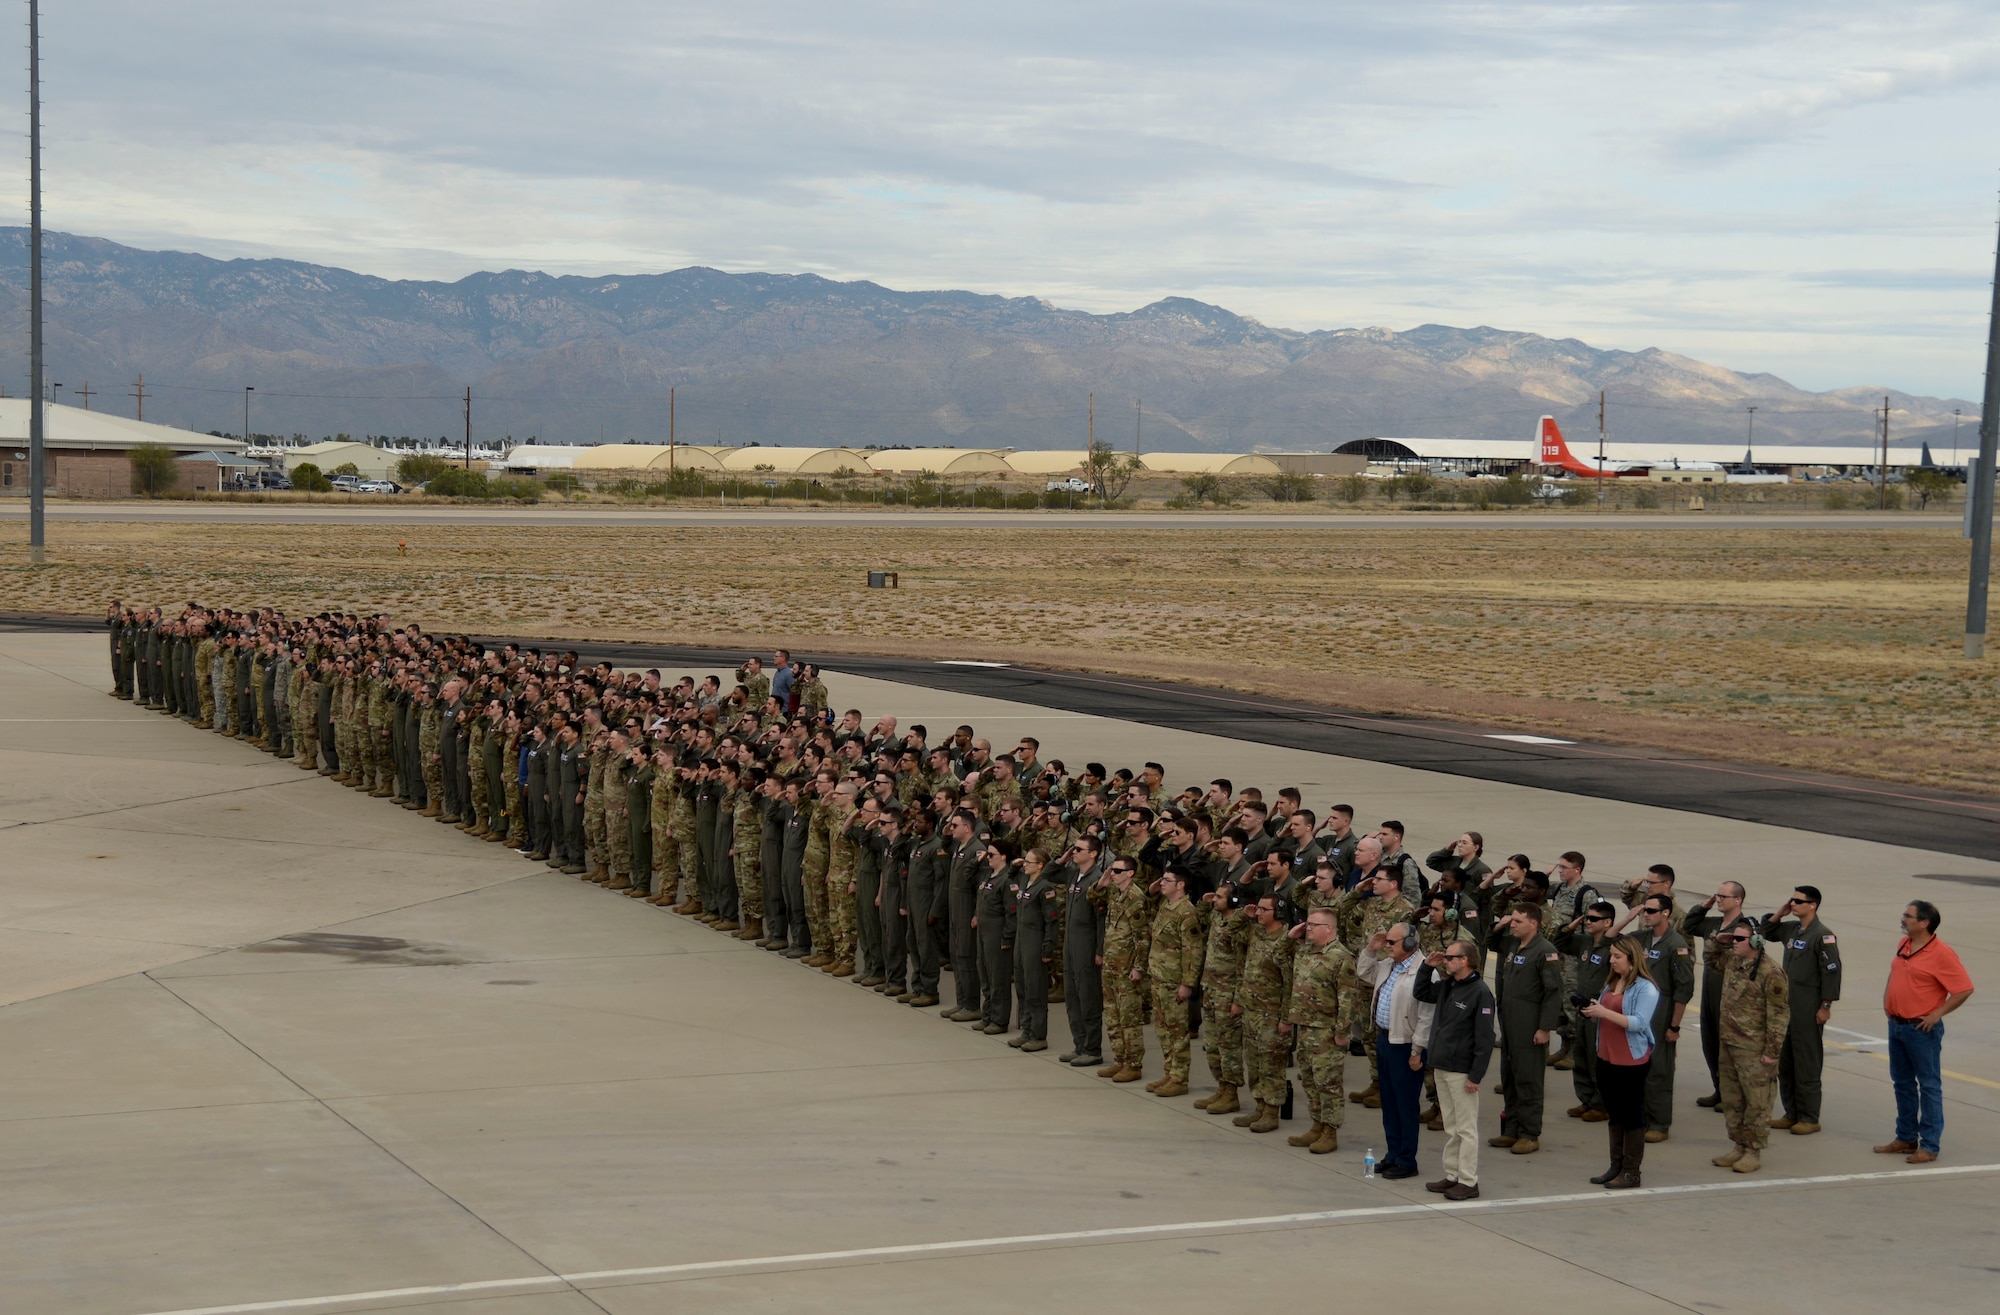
[0,229,1979,454]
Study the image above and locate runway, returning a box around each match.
[0,501,1965,530]
[16,612,1989,860]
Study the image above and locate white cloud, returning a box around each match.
[22,0,2000,395]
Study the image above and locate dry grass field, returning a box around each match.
[4,519,1993,793]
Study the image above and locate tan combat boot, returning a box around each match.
[1712,1144,1745,1168]
[1154,1078,1188,1098]
[1309,1125,1340,1155]
[1288,1121,1325,1148]
[830,961,854,978]
[1112,1065,1143,1083]
[1205,1084,1241,1115]
[1350,1083,1378,1106]
[1248,1103,1281,1134]
[1233,1100,1266,1128]
[606,876,632,891]
[1733,1147,1762,1173]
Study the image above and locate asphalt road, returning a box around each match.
[24,612,1980,859]
[0,502,1967,529]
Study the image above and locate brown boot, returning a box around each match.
[419,804,440,818]
[830,962,854,978]
[1154,1079,1188,1098]
[1606,1129,1645,1189]
[1288,1121,1325,1148]
[713,920,741,932]
[1194,1085,1221,1111]
[1112,1066,1143,1083]
[1309,1125,1340,1154]
[1205,1084,1241,1115]
[1248,1103,1281,1134]
[606,876,632,891]
[1233,1100,1266,1128]
[1350,1083,1378,1106]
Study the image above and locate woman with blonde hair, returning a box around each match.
[1582,936,1660,1190]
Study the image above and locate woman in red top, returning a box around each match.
[1583,937,1661,1190]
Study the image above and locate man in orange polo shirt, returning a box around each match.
[1875,900,1974,1164]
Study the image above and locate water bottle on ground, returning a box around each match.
[1363,1148,1376,1180]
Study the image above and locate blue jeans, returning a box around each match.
[1377,1032,1422,1169]
[1888,1018,1944,1153]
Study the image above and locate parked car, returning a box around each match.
[328,474,364,491]
[354,480,399,494]
[1046,477,1092,493]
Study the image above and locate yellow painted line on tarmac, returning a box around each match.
[1832,1042,2000,1092]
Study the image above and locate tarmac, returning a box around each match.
[3,630,1997,1315]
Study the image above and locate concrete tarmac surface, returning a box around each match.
[3,632,1997,1315]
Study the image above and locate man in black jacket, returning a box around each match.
[1415,943,1496,1200]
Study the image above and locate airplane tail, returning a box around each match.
[1537,416,1584,469]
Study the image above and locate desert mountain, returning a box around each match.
[0,229,1978,454]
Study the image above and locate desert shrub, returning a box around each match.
[290,462,333,492]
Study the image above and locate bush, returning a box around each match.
[425,467,489,498]
[290,462,333,493]
[1258,472,1317,502]
[492,476,541,503]
[329,462,361,477]
[1334,474,1369,504]
[543,473,582,496]
[129,443,180,497]
[395,453,453,486]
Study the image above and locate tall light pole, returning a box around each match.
[1965,207,2000,660]
[243,386,254,446]
[27,0,44,562]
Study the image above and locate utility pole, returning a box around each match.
[1964,206,2000,659]
[74,380,94,410]
[1135,397,1142,457]
[463,386,472,469]
[1878,395,1890,510]
[1954,408,1963,465]
[1746,404,1757,450]
[27,0,44,563]
[243,386,253,447]
[130,372,148,420]
[1597,390,1606,508]
[668,385,676,475]
[1088,392,1094,448]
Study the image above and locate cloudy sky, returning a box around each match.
[33,0,2000,397]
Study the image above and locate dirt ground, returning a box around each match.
[5,519,1992,793]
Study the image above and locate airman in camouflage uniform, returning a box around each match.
[1232,898,1295,1134]
[1196,886,1255,1115]
[732,777,764,938]
[583,728,611,879]
[418,690,444,817]
[1145,870,1204,1097]
[366,674,395,795]
[823,788,860,976]
[600,735,633,887]
[502,720,526,848]
[1097,862,1151,1082]
[1713,932,1790,1173]
[1285,910,1365,1153]
[193,631,217,728]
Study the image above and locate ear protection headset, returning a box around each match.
[1401,925,1420,953]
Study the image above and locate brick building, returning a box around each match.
[0,401,246,497]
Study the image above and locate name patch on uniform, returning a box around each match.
[1511,955,1525,965]
[1646,949,1661,959]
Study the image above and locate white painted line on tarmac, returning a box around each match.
[937,660,1011,667]
[129,1162,2000,1315]
[1484,733,1576,745]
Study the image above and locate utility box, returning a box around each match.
[867,571,900,589]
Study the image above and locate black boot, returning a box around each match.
[1607,1129,1645,1189]
[1590,1122,1626,1185]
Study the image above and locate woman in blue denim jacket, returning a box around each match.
[1582,938,1659,1189]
